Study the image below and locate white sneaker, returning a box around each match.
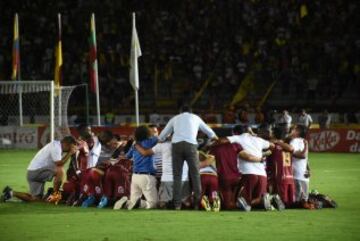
[113,196,128,210]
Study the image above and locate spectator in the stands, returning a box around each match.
[297,109,313,129]
[277,110,292,132]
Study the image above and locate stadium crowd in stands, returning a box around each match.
[2,107,337,211]
[0,0,359,113]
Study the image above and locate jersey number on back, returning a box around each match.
[282,152,291,167]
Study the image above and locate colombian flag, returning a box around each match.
[54,13,62,90]
[11,13,20,80]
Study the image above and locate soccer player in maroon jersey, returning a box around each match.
[267,127,296,207]
[199,151,220,211]
[79,131,128,207]
[97,138,133,208]
[62,134,91,205]
[97,158,132,208]
[209,142,242,209]
[211,125,267,210]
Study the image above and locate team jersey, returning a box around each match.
[199,151,217,175]
[209,143,242,180]
[67,140,89,180]
[290,138,309,182]
[87,136,101,169]
[228,133,270,176]
[152,142,188,182]
[152,150,163,178]
[267,143,294,184]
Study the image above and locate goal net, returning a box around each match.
[0,81,77,148]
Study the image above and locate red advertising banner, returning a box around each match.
[308,129,360,153]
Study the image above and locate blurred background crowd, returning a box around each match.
[0,0,359,123]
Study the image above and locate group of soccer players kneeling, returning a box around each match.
[2,123,336,211]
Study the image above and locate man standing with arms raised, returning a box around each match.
[158,105,218,210]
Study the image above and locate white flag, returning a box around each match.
[129,12,142,91]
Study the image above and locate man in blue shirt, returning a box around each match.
[118,125,158,210]
[159,105,218,210]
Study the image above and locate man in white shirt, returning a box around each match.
[297,109,313,130]
[217,125,275,211]
[289,125,310,203]
[2,136,77,203]
[158,105,218,210]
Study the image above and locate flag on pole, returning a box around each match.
[89,13,98,93]
[54,13,63,90]
[129,12,142,91]
[11,13,20,81]
[89,13,101,126]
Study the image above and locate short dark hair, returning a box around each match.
[232,125,247,135]
[98,130,114,145]
[62,136,77,145]
[258,123,272,139]
[180,105,192,113]
[296,125,307,138]
[79,131,92,141]
[77,123,91,132]
[135,125,151,142]
[148,124,159,129]
[273,126,285,140]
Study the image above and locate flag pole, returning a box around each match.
[16,14,23,126]
[91,13,101,126]
[57,13,62,127]
[132,13,140,126]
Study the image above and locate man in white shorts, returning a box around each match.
[132,137,190,208]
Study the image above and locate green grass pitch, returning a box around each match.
[0,150,359,241]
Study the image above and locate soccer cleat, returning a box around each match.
[127,198,141,210]
[97,196,109,208]
[272,194,285,211]
[262,193,272,211]
[2,186,13,202]
[114,196,128,210]
[212,195,221,212]
[81,195,96,208]
[65,192,77,206]
[47,191,62,205]
[236,197,251,212]
[201,196,212,212]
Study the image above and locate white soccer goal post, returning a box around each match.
[0,81,79,148]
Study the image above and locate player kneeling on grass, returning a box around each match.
[114,125,158,210]
[97,157,132,208]
[62,131,101,205]
[266,126,296,208]
[219,125,285,211]
[289,125,313,209]
[123,135,190,209]
[199,151,221,212]
[2,136,77,204]
[79,131,128,207]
